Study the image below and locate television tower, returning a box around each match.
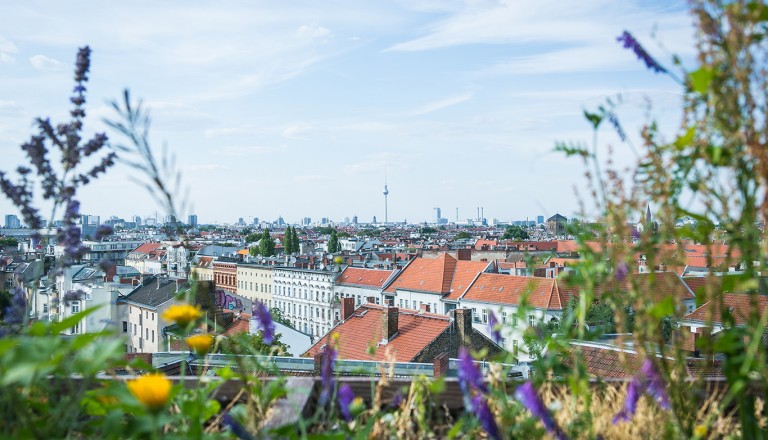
[383,167,389,224]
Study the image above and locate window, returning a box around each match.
[151,330,155,343]
[482,309,488,324]
[405,300,409,309]
[528,315,536,327]
[133,323,137,335]
[71,302,80,314]
[513,340,519,358]
[43,303,48,314]
[513,316,518,327]
[122,321,128,333]
[146,329,149,339]
[501,312,507,324]
[472,308,479,322]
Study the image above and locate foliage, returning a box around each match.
[327,229,340,253]
[258,228,276,257]
[0,290,12,320]
[420,226,438,235]
[502,225,530,240]
[245,232,261,244]
[455,231,471,240]
[216,331,290,356]
[0,237,18,247]
[270,307,293,328]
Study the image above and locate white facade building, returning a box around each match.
[272,267,340,337]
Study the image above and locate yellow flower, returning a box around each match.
[127,373,171,411]
[694,425,708,438]
[186,334,213,355]
[162,304,202,326]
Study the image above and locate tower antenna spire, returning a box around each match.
[383,166,389,224]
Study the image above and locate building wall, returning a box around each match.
[237,264,273,307]
[390,289,443,315]
[121,302,173,354]
[213,261,237,293]
[193,266,214,282]
[273,267,339,338]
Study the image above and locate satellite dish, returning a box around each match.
[326,253,333,260]
[318,263,326,270]
[112,275,120,283]
[261,259,266,264]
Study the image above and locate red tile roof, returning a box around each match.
[383,253,490,300]
[337,267,393,288]
[684,293,768,326]
[303,304,451,362]
[588,271,695,303]
[223,314,252,336]
[131,242,162,255]
[460,273,574,310]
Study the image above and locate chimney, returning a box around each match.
[457,249,471,261]
[453,308,473,345]
[419,303,430,313]
[341,297,355,321]
[433,352,449,377]
[381,306,399,344]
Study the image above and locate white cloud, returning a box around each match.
[297,24,333,40]
[0,35,17,63]
[0,100,22,117]
[406,92,473,116]
[0,53,13,63]
[294,174,330,182]
[186,163,229,172]
[282,125,316,139]
[29,54,63,71]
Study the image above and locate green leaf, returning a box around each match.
[583,110,603,129]
[49,306,101,335]
[650,296,675,319]
[690,67,713,94]
[673,126,696,150]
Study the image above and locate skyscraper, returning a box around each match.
[188,214,198,227]
[3,214,20,229]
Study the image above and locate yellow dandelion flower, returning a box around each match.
[127,373,171,412]
[694,425,708,438]
[162,304,202,326]
[186,334,213,355]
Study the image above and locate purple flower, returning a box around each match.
[63,289,84,303]
[338,383,355,421]
[488,310,502,345]
[390,390,404,408]
[471,394,501,440]
[615,262,629,282]
[613,359,671,424]
[2,286,27,327]
[252,301,275,345]
[220,412,253,440]
[319,343,337,405]
[514,381,568,440]
[74,46,91,84]
[607,112,626,142]
[641,359,670,410]
[612,378,640,424]
[94,225,113,241]
[458,347,488,397]
[616,31,667,74]
[64,200,80,222]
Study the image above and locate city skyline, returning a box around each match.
[0,1,693,223]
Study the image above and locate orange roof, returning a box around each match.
[383,253,489,299]
[337,267,393,288]
[222,314,251,336]
[303,305,451,362]
[684,293,768,326]
[474,239,497,250]
[588,271,695,303]
[460,273,574,310]
[236,249,250,256]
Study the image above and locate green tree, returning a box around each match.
[245,232,261,244]
[0,238,18,247]
[327,229,340,253]
[258,228,276,257]
[270,307,293,328]
[455,231,471,240]
[215,331,290,356]
[291,227,301,254]
[502,225,529,240]
[283,227,293,254]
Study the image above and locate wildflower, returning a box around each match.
[612,378,640,424]
[338,383,355,421]
[252,301,275,344]
[2,286,26,326]
[514,381,568,440]
[616,31,667,74]
[74,46,91,84]
[94,225,113,241]
[390,390,404,408]
[162,303,202,327]
[607,112,627,142]
[487,310,502,345]
[613,359,671,424]
[458,347,488,396]
[615,262,629,282]
[221,412,254,440]
[641,359,671,410]
[126,373,171,412]
[319,343,337,405]
[471,394,501,440]
[186,334,213,355]
[694,424,708,438]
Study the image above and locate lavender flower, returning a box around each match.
[641,359,670,410]
[338,383,355,421]
[615,262,629,282]
[612,378,640,424]
[458,347,488,395]
[514,381,568,440]
[319,343,337,405]
[616,31,667,74]
[471,394,501,440]
[220,412,254,440]
[613,359,671,424]
[390,390,404,408]
[94,225,113,241]
[74,46,91,84]
[252,301,275,345]
[607,112,627,142]
[3,287,27,326]
[488,310,502,345]
[64,200,80,222]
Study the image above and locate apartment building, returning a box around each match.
[117,276,185,353]
[272,266,340,337]
[236,263,273,307]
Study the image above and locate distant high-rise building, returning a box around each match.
[80,215,100,226]
[303,217,312,226]
[321,217,329,225]
[434,207,441,225]
[252,217,259,225]
[4,214,21,229]
[133,215,142,226]
[163,215,177,225]
[277,216,285,227]
[372,215,377,224]
[188,214,198,227]
[238,217,245,225]
[353,215,358,225]
[537,215,544,224]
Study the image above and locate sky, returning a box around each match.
[0,0,696,225]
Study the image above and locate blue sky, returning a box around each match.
[0,1,694,225]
